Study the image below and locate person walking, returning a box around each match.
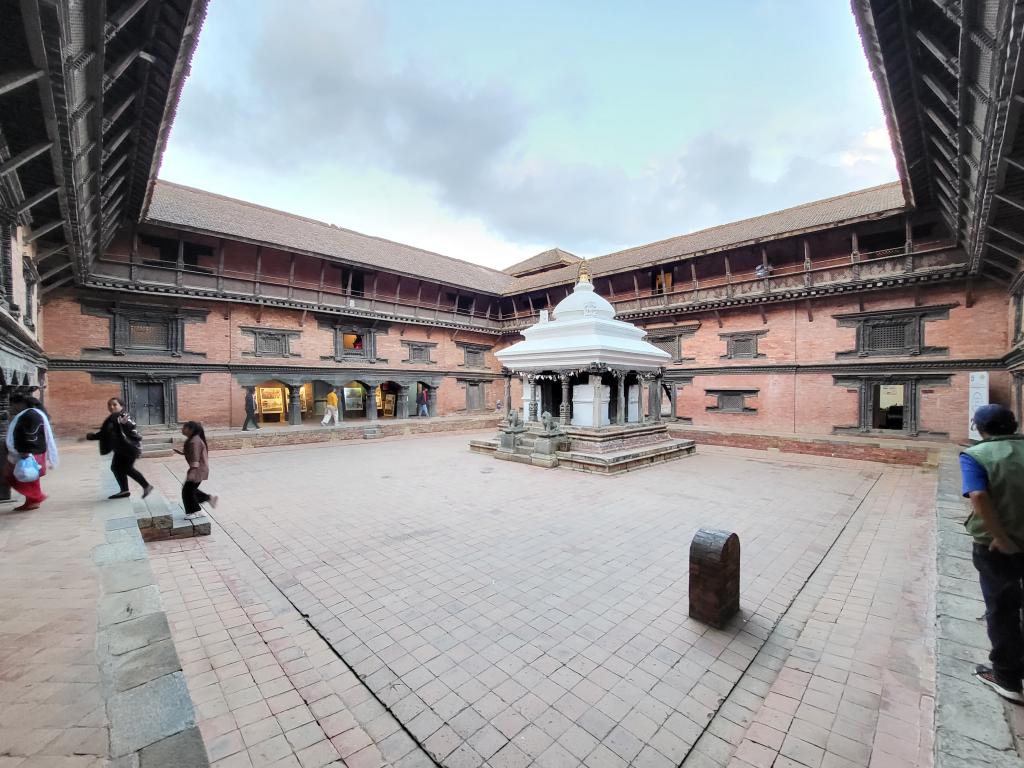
[86,397,153,499]
[321,387,340,426]
[173,421,217,515]
[242,387,260,431]
[4,393,59,511]
[960,404,1024,703]
[417,387,430,417]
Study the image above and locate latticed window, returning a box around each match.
[129,320,170,349]
[865,322,908,352]
[650,336,677,357]
[256,333,286,356]
[718,393,745,412]
[465,349,485,368]
[731,337,756,357]
[409,345,429,362]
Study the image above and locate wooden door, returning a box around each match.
[132,382,165,425]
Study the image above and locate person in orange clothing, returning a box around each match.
[321,387,340,426]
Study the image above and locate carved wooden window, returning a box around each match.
[835,305,951,358]
[129,320,171,349]
[22,265,36,331]
[650,336,678,357]
[462,348,485,368]
[466,382,487,411]
[706,389,758,413]
[241,327,300,358]
[319,322,380,363]
[1014,291,1023,345]
[720,331,766,359]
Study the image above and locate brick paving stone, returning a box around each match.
[137,439,948,768]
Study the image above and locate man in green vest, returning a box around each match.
[961,404,1024,703]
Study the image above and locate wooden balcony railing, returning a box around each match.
[89,239,961,334]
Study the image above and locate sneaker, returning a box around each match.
[142,485,154,499]
[209,495,219,509]
[108,491,130,500]
[975,665,1024,703]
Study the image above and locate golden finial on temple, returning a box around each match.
[577,260,592,284]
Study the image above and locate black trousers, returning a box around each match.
[110,452,148,493]
[182,480,210,514]
[242,412,260,430]
[973,543,1024,686]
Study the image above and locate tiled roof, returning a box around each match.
[146,180,906,297]
[503,248,582,277]
[509,182,907,292]
[146,181,517,293]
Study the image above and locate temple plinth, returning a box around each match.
[470,268,695,473]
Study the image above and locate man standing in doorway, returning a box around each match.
[417,387,430,417]
[322,387,340,426]
[960,404,1024,703]
[242,387,260,431]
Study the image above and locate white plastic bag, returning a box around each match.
[13,455,40,483]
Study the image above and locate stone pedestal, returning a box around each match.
[689,528,740,628]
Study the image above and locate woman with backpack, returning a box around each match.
[4,393,59,511]
[173,421,217,515]
[86,397,153,499]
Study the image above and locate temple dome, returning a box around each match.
[552,278,616,321]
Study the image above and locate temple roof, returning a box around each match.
[502,248,582,277]
[496,275,670,372]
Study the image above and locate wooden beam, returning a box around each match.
[996,194,1024,215]
[26,221,63,243]
[0,71,43,97]
[760,305,767,324]
[105,0,151,42]
[991,225,1024,249]
[712,309,723,328]
[0,143,51,179]
[1004,156,1024,174]
[988,240,1024,263]
[41,274,74,294]
[35,242,67,263]
[216,239,225,291]
[16,186,58,215]
[102,93,136,132]
[805,299,813,322]
[40,262,71,281]
[287,254,296,299]
[103,49,142,93]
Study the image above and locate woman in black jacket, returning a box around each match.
[87,397,153,499]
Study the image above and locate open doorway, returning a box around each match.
[872,383,905,430]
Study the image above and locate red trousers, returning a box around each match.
[5,453,47,505]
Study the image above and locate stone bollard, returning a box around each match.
[689,527,740,628]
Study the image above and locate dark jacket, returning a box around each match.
[184,435,209,482]
[245,391,257,414]
[12,409,47,455]
[416,390,429,406]
[87,413,143,458]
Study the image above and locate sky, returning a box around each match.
[158,0,898,271]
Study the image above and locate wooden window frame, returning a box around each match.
[719,330,767,360]
[705,389,758,413]
[834,304,953,358]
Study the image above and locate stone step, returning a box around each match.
[132,493,211,541]
[362,425,383,439]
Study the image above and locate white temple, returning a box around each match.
[496,264,671,427]
[472,264,696,473]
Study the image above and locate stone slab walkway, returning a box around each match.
[0,448,110,767]
[140,434,948,768]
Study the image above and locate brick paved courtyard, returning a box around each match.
[134,433,939,768]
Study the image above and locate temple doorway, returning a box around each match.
[872,383,905,430]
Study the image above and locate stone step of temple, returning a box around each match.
[362,425,383,439]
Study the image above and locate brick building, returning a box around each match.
[4,0,1024,448]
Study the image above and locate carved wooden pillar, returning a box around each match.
[396,385,409,419]
[365,383,379,421]
[850,231,860,280]
[503,373,512,419]
[560,373,570,425]
[802,240,812,287]
[287,385,302,426]
[904,214,914,271]
[668,381,678,421]
[0,386,10,502]
[528,377,538,422]
[616,372,626,425]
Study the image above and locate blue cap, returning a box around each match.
[973,404,1017,434]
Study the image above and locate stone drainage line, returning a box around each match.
[163,463,444,768]
[677,470,884,767]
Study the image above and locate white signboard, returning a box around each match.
[968,372,989,441]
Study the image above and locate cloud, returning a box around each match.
[168,0,899,260]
